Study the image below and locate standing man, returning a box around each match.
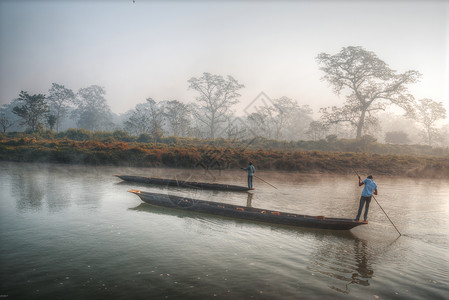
[241,162,255,190]
[355,175,378,222]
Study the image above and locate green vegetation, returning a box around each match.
[0,130,448,178]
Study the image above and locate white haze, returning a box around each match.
[0,0,447,121]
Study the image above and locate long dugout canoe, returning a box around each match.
[128,190,367,230]
[116,175,250,191]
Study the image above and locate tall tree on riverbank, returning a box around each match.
[145,98,164,141]
[247,97,313,140]
[124,103,152,136]
[162,100,191,137]
[12,91,48,132]
[188,72,244,139]
[124,98,164,141]
[72,85,112,131]
[408,98,447,146]
[0,104,16,133]
[316,46,421,138]
[47,83,75,132]
[306,121,328,141]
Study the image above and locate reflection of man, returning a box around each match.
[342,239,373,292]
[326,238,374,294]
[246,192,253,207]
[355,175,378,222]
[241,162,255,190]
[354,239,373,280]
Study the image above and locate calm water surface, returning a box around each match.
[0,162,448,299]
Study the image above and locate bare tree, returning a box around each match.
[408,98,447,146]
[188,72,244,139]
[72,85,113,131]
[267,97,295,139]
[162,100,191,137]
[124,103,152,136]
[306,121,328,141]
[0,105,15,133]
[124,98,164,141]
[246,97,312,140]
[438,124,449,148]
[247,110,271,138]
[47,83,75,132]
[277,99,313,140]
[223,115,248,140]
[146,98,164,141]
[316,46,420,138]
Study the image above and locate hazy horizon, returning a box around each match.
[1,0,448,119]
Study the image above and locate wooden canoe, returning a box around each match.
[128,190,367,230]
[116,175,250,191]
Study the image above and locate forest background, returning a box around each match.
[1,47,448,179]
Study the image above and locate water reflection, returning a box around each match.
[45,180,71,213]
[6,163,105,212]
[129,202,358,239]
[246,192,253,207]
[2,162,448,299]
[308,237,374,294]
[10,170,46,211]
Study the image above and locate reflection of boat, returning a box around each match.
[128,190,367,230]
[116,175,250,191]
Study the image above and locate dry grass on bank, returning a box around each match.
[0,137,447,179]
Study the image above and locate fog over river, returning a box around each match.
[0,162,448,299]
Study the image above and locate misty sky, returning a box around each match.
[0,0,448,118]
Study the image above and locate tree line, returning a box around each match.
[1,46,447,147]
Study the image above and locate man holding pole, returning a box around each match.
[355,175,378,222]
[241,162,255,190]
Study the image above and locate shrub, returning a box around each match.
[385,131,410,144]
[64,128,92,141]
[137,133,152,143]
[112,130,134,142]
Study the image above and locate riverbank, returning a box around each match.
[1,137,447,178]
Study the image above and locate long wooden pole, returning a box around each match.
[372,195,402,236]
[253,174,278,189]
[351,168,401,236]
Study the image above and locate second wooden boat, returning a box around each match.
[128,190,367,230]
[116,175,250,191]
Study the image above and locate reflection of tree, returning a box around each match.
[307,237,374,295]
[10,164,104,212]
[13,172,45,211]
[45,177,71,213]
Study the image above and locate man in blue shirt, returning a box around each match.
[355,175,378,222]
[242,162,255,189]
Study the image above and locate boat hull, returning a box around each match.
[117,175,250,191]
[128,190,366,230]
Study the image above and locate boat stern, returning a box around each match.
[128,189,142,195]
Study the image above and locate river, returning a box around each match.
[0,162,448,299]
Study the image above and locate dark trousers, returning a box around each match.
[356,196,372,221]
[247,175,253,188]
